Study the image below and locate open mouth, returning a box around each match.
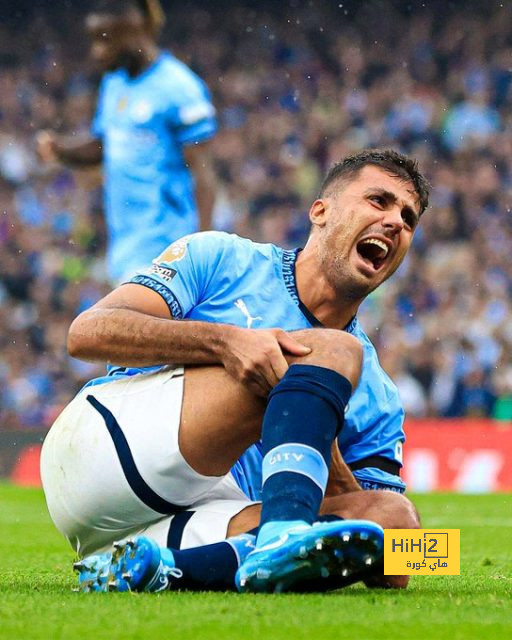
[356,237,390,271]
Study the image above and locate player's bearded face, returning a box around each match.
[317,166,420,300]
[86,12,146,71]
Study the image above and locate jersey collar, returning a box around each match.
[123,51,166,84]
[282,248,357,333]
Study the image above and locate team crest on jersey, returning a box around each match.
[117,95,128,112]
[155,236,191,264]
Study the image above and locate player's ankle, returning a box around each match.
[226,533,256,564]
[256,520,310,547]
[160,547,176,568]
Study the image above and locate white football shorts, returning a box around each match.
[40,366,255,556]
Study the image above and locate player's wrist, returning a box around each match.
[212,323,244,361]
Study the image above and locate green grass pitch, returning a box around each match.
[0,484,510,640]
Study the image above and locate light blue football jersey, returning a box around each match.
[85,231,406,494]
[91,52,217,282]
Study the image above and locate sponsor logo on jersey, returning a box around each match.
[234,298,262,328]
[155,236,191,264]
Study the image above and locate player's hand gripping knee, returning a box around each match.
[221,327,311,397]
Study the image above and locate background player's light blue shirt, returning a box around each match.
[91,52,217,282]
[106,231,406,496]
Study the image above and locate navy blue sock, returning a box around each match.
[169,533,255,591]
[259,364,352,534]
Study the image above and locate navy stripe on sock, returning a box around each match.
[167,511,195,549]
[86,395,189,515]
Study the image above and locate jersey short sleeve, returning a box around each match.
[352,468,406,493]
[128,232,227,318]
[169,66,217,146]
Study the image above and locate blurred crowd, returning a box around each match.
[1,0,512,429]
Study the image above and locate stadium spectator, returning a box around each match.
[1,0,512,429]
[36,0,217,283]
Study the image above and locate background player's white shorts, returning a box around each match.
[40,366,255,556]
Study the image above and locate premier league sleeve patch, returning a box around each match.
[129,233,213,319]
[154,235,191,265]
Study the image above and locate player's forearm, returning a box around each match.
[194,163,216,231]
[67,308,235,366]
[184,142,216,231]
[53,136,103,167]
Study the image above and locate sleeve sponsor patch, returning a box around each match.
[150,264,177,281]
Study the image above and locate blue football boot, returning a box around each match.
[236,519,384,593]
[73,536,182,593]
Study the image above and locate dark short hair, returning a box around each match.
[318,149,429,215]
[90,0,165,33]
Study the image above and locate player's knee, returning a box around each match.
[289,329,363,388]
[377,491,421,530]
[364,493,419,591]
[394,493,421,530]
